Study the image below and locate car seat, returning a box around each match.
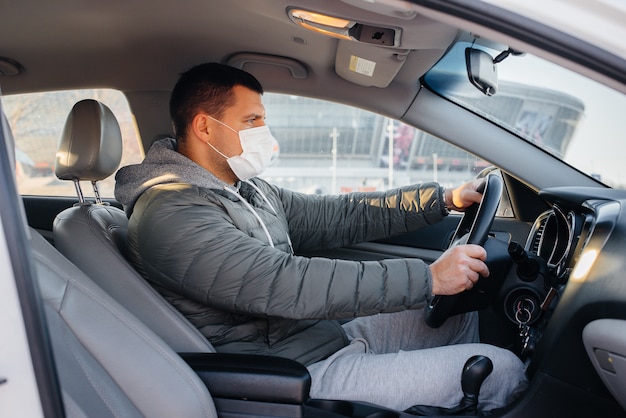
[52,99,214,353]
[31,228,219,417]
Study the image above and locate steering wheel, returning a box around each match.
[425,173,504,328]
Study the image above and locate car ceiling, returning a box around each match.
[0,1,458,119]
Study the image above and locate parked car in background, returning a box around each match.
[1,0,626,416]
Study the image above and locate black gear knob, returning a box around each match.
[403,355,494,416]
[461,355,494,396]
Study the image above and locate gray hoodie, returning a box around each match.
[115,137,229,213]
[114,137,447,365]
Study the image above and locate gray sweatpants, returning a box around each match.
[307,308,527,411]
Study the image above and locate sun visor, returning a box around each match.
[335,40,409,87]
[226,53,308,80]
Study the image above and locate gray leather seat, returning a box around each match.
[52,99,214,353]
[31,228,218,417]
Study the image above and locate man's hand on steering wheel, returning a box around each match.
[430,245,490,295]
[432,178,491,296]
[444,178,485,212]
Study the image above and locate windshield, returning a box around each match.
[424,41,626,189]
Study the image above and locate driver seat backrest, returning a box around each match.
[52,99,214,353]
[30,228,218,418]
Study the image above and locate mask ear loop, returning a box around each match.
[206,114,239,134]
[206,141,231,160]
[204,113,239,160]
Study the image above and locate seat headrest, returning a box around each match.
[54,99,123,182]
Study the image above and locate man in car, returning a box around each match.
[115,62,526,412]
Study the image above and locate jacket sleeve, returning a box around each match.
[131,183,440,321]
[273,181,447,253]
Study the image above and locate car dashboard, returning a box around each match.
[507,200,592,357]
[505,186,626,413]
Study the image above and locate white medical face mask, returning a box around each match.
[206,116,277,181]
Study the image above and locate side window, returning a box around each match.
[262,93,506,210]
[3,89,143,198]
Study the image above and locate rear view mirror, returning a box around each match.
[465,48,498,96]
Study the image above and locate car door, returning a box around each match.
[1,100,65,417]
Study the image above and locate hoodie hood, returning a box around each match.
[115,137,230,212]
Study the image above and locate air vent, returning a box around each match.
[526,211,551,255]
[530,219,546,255]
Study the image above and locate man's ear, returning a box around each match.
[190,113,212,142]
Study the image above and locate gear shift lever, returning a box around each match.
[404,355,494,416]
[458,355,494,413]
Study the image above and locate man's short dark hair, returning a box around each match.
[169,63,264,139]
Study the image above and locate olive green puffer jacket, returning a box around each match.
[115,138,448,365]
